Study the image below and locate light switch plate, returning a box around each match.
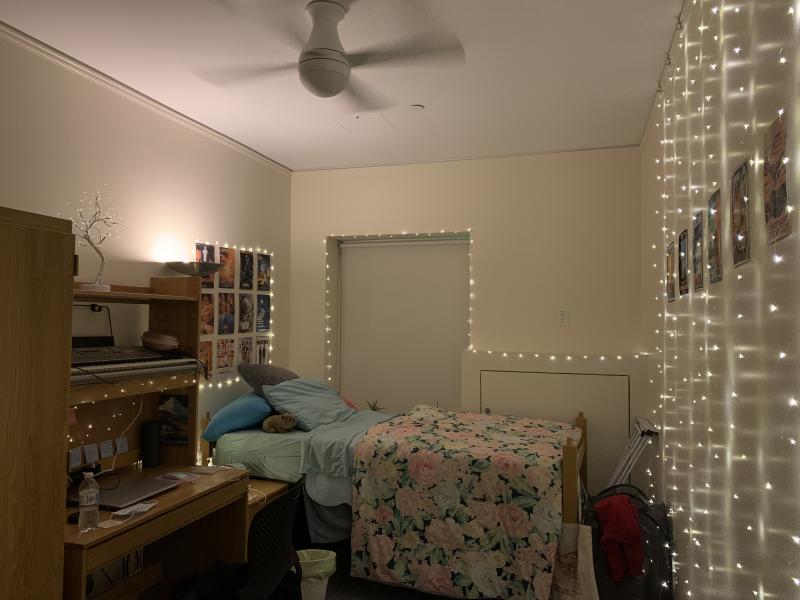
[558,308,570,327]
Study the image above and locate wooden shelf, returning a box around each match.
[69,371,200,406]
[73,285,197,304]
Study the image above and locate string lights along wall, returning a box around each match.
[646,0,798,598]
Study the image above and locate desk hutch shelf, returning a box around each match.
[68,275,202,471]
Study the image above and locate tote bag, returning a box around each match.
[550,523,599,600]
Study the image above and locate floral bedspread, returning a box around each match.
[351,405,582,599]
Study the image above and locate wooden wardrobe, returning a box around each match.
[0,206,74,599]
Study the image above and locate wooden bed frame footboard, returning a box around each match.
[562,411,587,524]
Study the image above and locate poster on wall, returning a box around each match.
[239,251,254,290]
[666,242,676,302]
[238,337,253,365]
[764,114,791,244]
[198,340,213,381]
[218,293,236,334]
[238,294,254,333]
[200,293,215,335]
[678,229,689,296]
[257,253,271,292]
[731,162,752,267]
[219,247,236,289]
[195,243,216,288]
[708,189,723,283]
[256,336,270,365]
[256,295,271,332]
[216,338,235,374]
[692,211,704,292]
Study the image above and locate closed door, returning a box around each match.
[339,239,469,413]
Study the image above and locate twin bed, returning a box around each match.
[211,401,587,599]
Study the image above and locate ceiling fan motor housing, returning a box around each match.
[299,1,350,98]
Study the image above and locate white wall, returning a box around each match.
[641,2,799,598]
[0,28,291,414]
[290,147,642,381]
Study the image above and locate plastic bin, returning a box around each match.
[296,549,337,600]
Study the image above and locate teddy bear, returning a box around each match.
[262,413,297,433]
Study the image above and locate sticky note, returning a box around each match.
[83,443,99,464]
[100,440,114,459]
[116,435,129,454]
[69,447,83,470]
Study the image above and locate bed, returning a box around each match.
[212,405,587,599]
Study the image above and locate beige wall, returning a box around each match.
[0,28,291,413]
[290,146,642,380]
[641,1,799,598]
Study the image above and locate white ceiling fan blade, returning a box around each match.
[340,76,391,112]
[192,63,296,86]
[348,31,465,69]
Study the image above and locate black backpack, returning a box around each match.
[585,484,674,600]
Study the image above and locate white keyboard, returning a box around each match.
[70,357,198,384]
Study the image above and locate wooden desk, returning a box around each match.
[64,466,248,600]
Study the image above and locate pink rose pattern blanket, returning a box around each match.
[351,405,582,599]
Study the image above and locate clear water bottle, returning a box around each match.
[78,472,100,533]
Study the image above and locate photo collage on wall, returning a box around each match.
[665,112,791,296]
[196,242,272,382]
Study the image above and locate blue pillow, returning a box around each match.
[262,378,355,431]
[202,392,272,442]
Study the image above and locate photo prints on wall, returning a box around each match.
[663,113,791,301]
[196,242,272,382]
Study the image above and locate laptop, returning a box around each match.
[69,476,181,510]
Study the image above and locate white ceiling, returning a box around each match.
[0,0,681,171]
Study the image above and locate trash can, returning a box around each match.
[296,549,337,600]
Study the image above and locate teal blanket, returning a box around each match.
[302,410,395,478]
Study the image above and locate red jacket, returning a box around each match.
[594,495,644,582]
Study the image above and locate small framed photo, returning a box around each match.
[764,114,791,244]
[692,211,704,292]
[708,189,723,283]
[678,229,689,296]
[195,243,216,288]
[731,161,751,267]
[666,242,676,302]
[219,246,236,289]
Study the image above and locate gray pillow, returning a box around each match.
[262,378,355,431]
[238,364,299,398]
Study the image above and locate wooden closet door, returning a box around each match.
[0,208,74,599]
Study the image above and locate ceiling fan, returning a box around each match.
[198,0,465,111]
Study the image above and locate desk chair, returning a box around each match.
[239,480,304,599]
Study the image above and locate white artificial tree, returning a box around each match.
[71,190,120,289]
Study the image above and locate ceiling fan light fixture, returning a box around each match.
[299,56,351,97]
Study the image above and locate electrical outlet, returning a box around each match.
[558,308,570,327]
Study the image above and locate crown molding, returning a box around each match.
[0,21,291,174]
